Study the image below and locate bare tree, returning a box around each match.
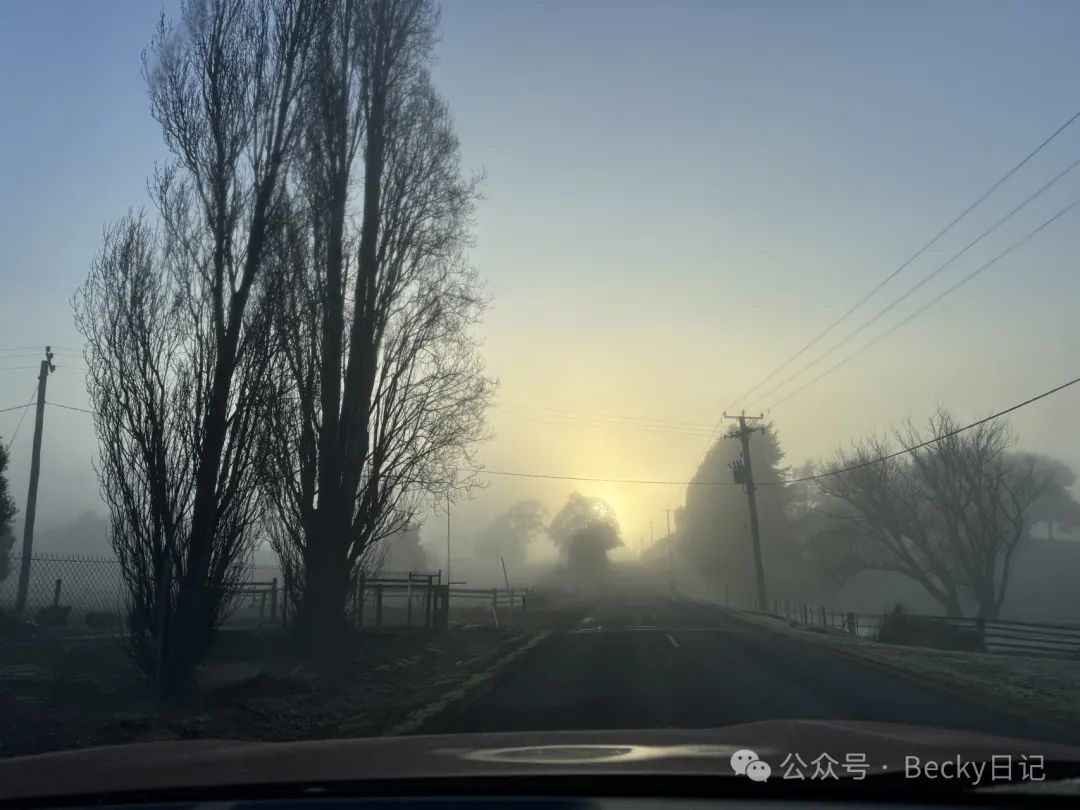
[815,411,1045,618]
[816,435,965,616]
[75,0,318,699]
[472,501,548,572]
[0,434,19,582]
[261,0,491,649]
[902,412,1043,619]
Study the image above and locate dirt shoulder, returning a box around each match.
[729,609,1080,734]
[0,617,569,757]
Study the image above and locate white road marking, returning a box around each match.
[666,633,680,648]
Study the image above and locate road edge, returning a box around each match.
[722,607,1080,743]
[384,630,553,736]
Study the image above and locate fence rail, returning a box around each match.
[0,554,287,631]
[2,555,531,635]
[763,597,1080,660]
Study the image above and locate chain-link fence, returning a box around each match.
[0,555,285,633]
[0,555,521,634]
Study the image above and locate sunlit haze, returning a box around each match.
[2,0,1079,561]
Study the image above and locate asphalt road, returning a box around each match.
[437,593,1067,743]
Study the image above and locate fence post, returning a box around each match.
[269,578,278,623]
[425,575,433,628]
[52,578,62,607]
[436,583,449,630]
[375,584,383,627]
[522,590,528,614]
[847,611,856,636]
[406,574,414,628]
[281,587,288,628]
[357,575,366,628]
[258,590,267,628]
[491,588,499,628]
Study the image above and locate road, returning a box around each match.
[437,593,1066,743]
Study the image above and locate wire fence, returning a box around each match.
[761,597,1080,660]
[0,554,286,633]
[0,555,529,635]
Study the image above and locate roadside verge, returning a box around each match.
[726,609,1080,737]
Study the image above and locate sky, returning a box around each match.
[2,0,1080,566]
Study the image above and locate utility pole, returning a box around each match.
[723,412,767,612]
[664,508,674,586]
[446,492,451,586]
[15,346,54,613]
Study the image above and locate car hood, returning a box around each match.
[1,720,1077,801]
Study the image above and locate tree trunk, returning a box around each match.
[158,578,213,702]
[942,594,964,618]
[297,524,352,650]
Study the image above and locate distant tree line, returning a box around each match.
[672,410,1080,620]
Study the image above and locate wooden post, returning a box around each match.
[269,578,278,622]
[375,584,383,627]
[436,584,449,630]
[522,591,528,614]
[406,574,414,628]
[259,590,267,628]
[14,349,53,614]
[847,611,856,636]
[425,575,433,628]
[357,575,366,628]
[491,587,499,628]
[52,578,62,607]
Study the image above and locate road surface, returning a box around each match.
[437,593,1067,743]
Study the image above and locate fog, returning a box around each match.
[3,0,1080,624]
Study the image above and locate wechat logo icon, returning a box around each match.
[730,749,771,782]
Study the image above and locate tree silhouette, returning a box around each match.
[0,440,16,582]
[816,411,1045,618]
[472,500,547,573]
[678,422,798,603]
[549,493,622,580]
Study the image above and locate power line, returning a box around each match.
[778,373,1080,484]
[725,107,1080,412]
[751,153,1080,408]
[462,372,1080,487]
[765,191,1080,410]
[0,403,33,415]
[0,366,41,372]
[495,402,717,432]
[0,346,81,356]
[497,412,722,439]
[4,385,38,451]
[46,402,97,415]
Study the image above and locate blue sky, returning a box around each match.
[2,0,1080,555]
